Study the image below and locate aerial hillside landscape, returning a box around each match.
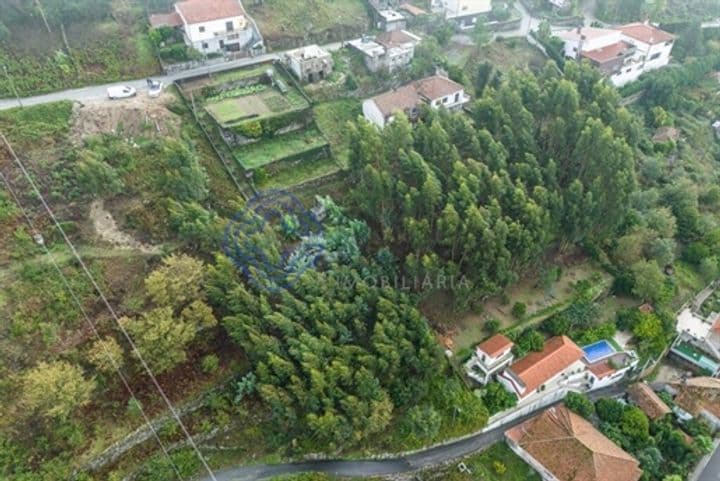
[1,1,720,481]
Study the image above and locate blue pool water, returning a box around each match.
[582,340,616,363]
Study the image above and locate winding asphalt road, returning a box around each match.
[0,41,344,110]
[198,384,627,481]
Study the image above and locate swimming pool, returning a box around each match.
[582,340,617,363]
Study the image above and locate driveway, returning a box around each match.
[197,384,627,481]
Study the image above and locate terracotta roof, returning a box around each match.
[505,406,642,481]
[628,383,671,420]
[415,75,464,100]
[368,75,464,117]
[149,11,183,28]
[399,3,427,16]
[477,334,514,358]
[375,30,420,49]
[582,41,634,64]
[587,360,616,379]
[507,336,585,395]
[176,0,244,24]
[672,377,720,420]
[369,83,420,117]
[619,23,674,45]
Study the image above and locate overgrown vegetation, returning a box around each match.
[0,0,161,96]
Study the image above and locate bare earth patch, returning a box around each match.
[70,92,181,143]
[89,199,161,255]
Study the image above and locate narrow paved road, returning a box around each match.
[0,41,344,110]
[199,384,627,481]
[696,443,720,481]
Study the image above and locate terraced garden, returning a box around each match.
[233,127,328,169]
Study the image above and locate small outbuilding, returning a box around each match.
[284,45,333,83]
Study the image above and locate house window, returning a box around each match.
[650,52,662,60]
[220,40,225,49]
[454,92,460,103]
[226,21,234,32]
[443,96,449,104]
[202,42,209,50]
[626,68,632,73]
[199,25,205,33]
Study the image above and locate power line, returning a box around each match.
[0,169,185,481]
[0,134,219,481]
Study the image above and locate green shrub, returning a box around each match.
[235,120,264,138]
[127,397,143,419]
[485,319,501,334]
[344,73,358,91]
[493,460,507,475]
[201,354,220,373]
[511,301,527,319]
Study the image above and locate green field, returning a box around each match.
[313,99,362,166]
[206,88,309,126]
[258,156,341,190]
[247,0,369,47]
[233,127,328,169]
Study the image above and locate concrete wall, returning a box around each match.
[363,99,387,128]
[506,441,560,481]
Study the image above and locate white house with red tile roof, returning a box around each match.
[150,0,254,54]
[555,22,674,87]
[465,334,515,385]
[362,74,470,128]
[498,336,587,401]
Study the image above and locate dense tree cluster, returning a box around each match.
[347,62,639,307]
[211,199,484,449]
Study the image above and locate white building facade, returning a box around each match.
[150,0,255,54]
[362,74,470,128]
[433,0,492,29]
[556,23,674,87]
[465,334,515,385]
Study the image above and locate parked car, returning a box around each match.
[147,79,164,98]
[107,85,137,99]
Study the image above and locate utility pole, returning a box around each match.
[35,0,53,34]
[2,65,22,108]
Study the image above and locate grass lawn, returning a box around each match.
[257,156,341,190]
[247,0,369,44]
[313,99,362,166]
[206,88,310,126]
[452,38,548,79]
[422,258,612,352]
[418,443,540,481]
[234,127,328,169]
[212,64,274,84]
